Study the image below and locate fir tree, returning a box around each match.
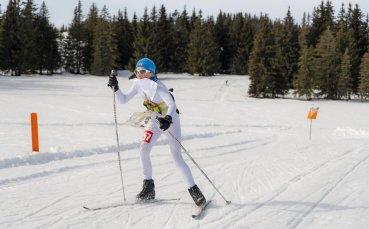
[272,19,290,95]
[91,5,117,76]
[187,16,201,75]
[82,3,98,73]
[280,7,300,88]
[151,5,173,72]
[200,17,220,76]
[34,2,60,74]
[307,1,335,47]
[68,0,84,73]
[347,4,368,93]
[335,3,348,54]
[232,14,253,75]
[214,11,232,73]
[294,45,314,99]
[0,5,4,71]
[187,16,219,76]
[20,0,37,73]
[1,0,22,75]
[229,13,244,73]
[359,47,369,100]
[171,8,190,73]
[113,8,133,69]
[313,28,340,98]
[298,13,309,47]
[337,48,352,99]
[248,15,286,98]
[129,8,151,69]
[61,33,76,73]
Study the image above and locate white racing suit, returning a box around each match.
[115,78,196,188]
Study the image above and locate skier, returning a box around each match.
[108,58,206,207]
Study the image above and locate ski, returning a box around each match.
[192,200,212,219]
[83,198,180,211]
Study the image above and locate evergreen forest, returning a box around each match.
[0,0,369,100]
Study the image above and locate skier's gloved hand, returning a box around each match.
[107,71,119,92]
[157,115,172,131]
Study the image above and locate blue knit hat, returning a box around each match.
[136,58,156,74]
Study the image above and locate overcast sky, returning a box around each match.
[0,0,368,27]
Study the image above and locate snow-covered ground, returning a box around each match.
[1,74,369,229]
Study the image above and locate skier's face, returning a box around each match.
[135,67,153,79]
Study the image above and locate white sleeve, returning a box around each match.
[157,86,177,117]
[115,85,138,104]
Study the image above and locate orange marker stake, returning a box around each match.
[31,113,39,153]
[307,107,319,140]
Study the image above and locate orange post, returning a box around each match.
[31,113,39,153]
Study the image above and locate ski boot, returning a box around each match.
[188,184,206,206]
[137,179,155,201]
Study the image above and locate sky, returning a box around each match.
[0,0,368,27]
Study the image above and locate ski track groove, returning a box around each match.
[289,147,369,229]
[10,195,70,229]
[206,145,362,228]
[162,191,185,228]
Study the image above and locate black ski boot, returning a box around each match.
[188,184,206,206]
[137,179,155,201]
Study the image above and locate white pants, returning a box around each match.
[139,112,195,189]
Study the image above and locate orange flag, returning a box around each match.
[307,107,319,119]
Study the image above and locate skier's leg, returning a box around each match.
[165,114,195,188]
[164,114,206,206]
[137,118,162,200]
[140,118,162,180]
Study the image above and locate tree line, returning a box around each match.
[0,0,369,100]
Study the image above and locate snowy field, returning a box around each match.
[1,74,369,229]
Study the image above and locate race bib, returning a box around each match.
[142,130,154,143]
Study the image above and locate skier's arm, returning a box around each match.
[157,86,177,117]
[115,85,138,104]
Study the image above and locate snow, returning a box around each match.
[1,74,369,228]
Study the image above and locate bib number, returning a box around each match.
[142,130,154,143]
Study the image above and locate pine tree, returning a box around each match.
[298,13,309,47]
[307,1,335,47]
[200,17,220,76]
[67,0,84,73]
[347,4,368,93]
[272,19,290,95]
[232,14,253,75]
[82,3,98,73]
[171,8,190,73]
[313,28,340,98]
[1,0,22,75]
[90,5,117,76]
[34,2,60,74]
[129,8,151,68]
[359,47,369,100]
[337,48,352,99]
[294,45,314,99]
[0,5,4,71]
[280,7,300,88]
[187,16,219,76]
[113,8,133,69]
[61,33,76,73]
[229,13,244,73]
[20,0,37,73]
[214,11,231,73]
[335,3,348,54]
[248,15,286,98]
[151,5,173,72]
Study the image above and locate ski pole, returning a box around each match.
[111,70,126,202]
[157,118,231,205]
